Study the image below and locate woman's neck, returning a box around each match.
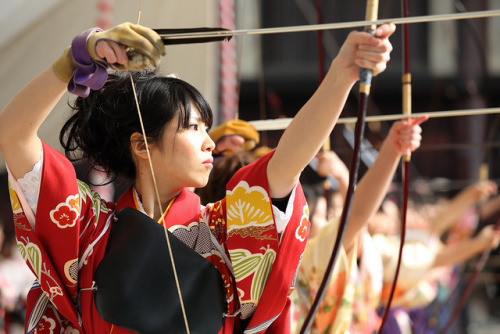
[133,160,182,220]
[133,184,180,221]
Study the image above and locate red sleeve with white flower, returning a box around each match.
[12,142,114,331]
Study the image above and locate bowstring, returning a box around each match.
[128,0,191,332]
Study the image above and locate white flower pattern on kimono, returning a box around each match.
[50,195,79,229]
[35,315,56,334]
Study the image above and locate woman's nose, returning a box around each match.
[204,134,215,152]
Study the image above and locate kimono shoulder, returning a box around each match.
[212,150,311,333]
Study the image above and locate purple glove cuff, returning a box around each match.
[68,28,109,97]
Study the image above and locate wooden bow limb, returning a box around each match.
[438,164,497,333]
[439,246,492,334]
[298,1,379,332]
[376,0,411,332]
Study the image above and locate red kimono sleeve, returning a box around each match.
[221,150,310,333]
[10,142,115,333]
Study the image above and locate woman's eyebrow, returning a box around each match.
[190,113,202,122]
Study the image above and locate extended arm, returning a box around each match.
[343,116,427,249]
[433,224,500,268]
[315,150,349,202]
[0,68,67,179]
[430,180,498,236]
[0,23,164,180]
[266,24,396,199]
[479,195,500,223]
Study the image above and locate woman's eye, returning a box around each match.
[189,124,199,131]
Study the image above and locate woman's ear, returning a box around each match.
[130,132,152,160]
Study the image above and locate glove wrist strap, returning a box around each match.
[68,28,109,97]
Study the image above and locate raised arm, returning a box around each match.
[343,116,427,249]
[430,180,498,236]
[266,23,396,199]
[0,23,164,179]
[433,224,500,268]
[0,68,67,179]
[315,150,350,202]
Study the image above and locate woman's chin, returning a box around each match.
[192,179,209,190]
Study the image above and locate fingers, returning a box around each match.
[89,22,166,70]
[128,23,167,61]
[353,25,394,75]
[395,116,427,152]
[399,133,422,152]
[118,29,162,67]
[473,181,498,198]
[355,42,392,65]
[375,23,397,39]
[390,119,424,153]
[95,41,128,65]
[330,23,395,82]
[482,225,500,249]
[130,24,166,55]
[409,115,429,126]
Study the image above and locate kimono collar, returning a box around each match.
[115,186,201,228]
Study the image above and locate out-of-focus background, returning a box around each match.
[1,1,500,333]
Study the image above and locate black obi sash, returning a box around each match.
[93,207,226,334]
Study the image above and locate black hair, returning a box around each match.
[60,70,213,182]
[198,151,258,205]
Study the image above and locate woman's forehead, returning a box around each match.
[189,106,202,120]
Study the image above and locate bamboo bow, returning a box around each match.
[299,1,379,332]
[376,0,412,332]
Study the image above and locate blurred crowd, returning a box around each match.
[199,119,500,334]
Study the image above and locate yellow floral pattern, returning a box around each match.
[9,182,22,213]
[226,181,273,230]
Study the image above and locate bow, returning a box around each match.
[438,144,496,332]
[376,0,411,332]
[438,1,495,330]
[439,241,492,333]
[299,1,379,332]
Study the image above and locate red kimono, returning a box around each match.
[9,142,310,334]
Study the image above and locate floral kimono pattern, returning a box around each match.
[9,142,309,334]
[292,222,383,334]
[350,232,383,334]
[373,233,438,310]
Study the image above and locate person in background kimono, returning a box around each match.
[291,116,427,333]
[370,180,500,333]
[209,119,260,158]
[0,224,34,334]
[0,21,395,333]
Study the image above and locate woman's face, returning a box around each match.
[150,105,215,191]
[368,210,400,236]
